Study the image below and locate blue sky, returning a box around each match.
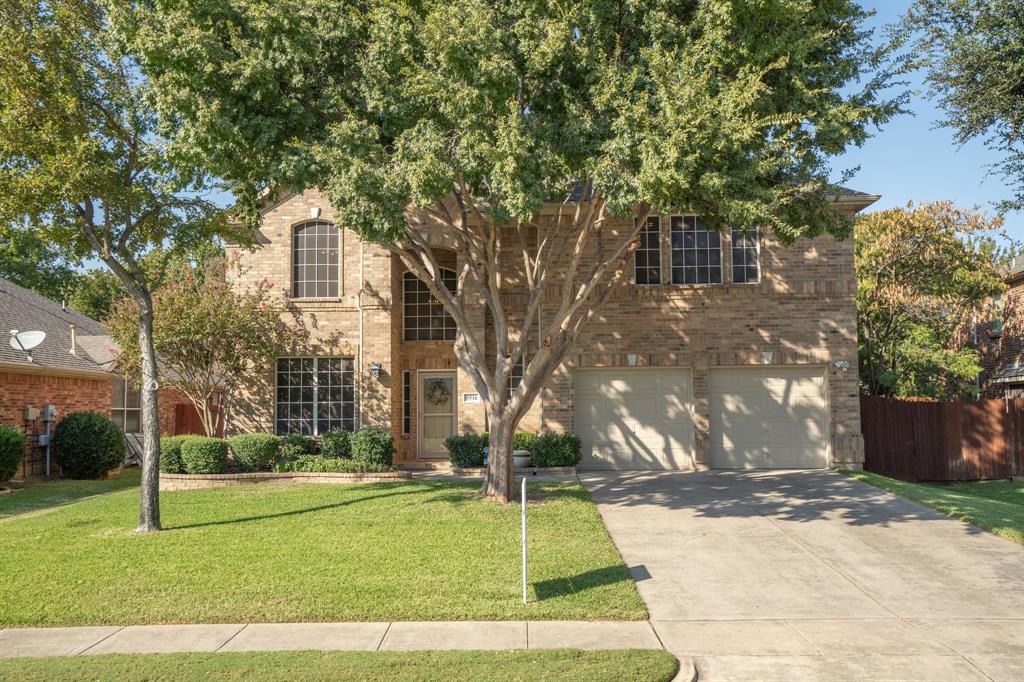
[837,1,1023,244]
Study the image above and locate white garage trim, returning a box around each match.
[709,365,830,469]
[574,367,695,470]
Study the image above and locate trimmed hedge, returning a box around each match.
[159,435,190,474]
[351,427,394,467]
[273,455,393,474]
[229,434,280,471]
[320,428,352,458]
[512,431,537,452]
[444,433,487,468]
[0,424,27,482]
[279,433,317,460]
[181,436,229,474]
[53,411,125,479]
[531,432,582,467]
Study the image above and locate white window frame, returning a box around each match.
[634,216,662,285]
[730,227,761,284]
[403,268,458,341]
[291,220,342,299]
[274,356,356,436]
[111,378,141,434]
[670,214,723,285]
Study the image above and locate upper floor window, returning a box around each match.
[112,379,140,434]
[292,220,340,298]
[671,215,721,284]
[404,269,457,341]
[731,228,760,284]
[634,216,662,285]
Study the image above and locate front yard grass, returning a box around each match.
[843,470,1024,545]
[0,470,646,626]
[0,650,678,682]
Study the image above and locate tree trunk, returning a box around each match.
[136,293,162,533]
[481,416,516,502]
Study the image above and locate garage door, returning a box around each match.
[709,367,829,469]
[574,368,694,469]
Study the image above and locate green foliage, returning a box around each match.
[180,437,229,474]
[906,0,1024,211]
[67,269,126,321]
[228,434,280,472]
[445,433,487,468]
[158,435,190,474]
[531,433,582,468]
[0,223,80,303]
[856,202,1009,399]
[350,427,394,467]
[512,431,536,452]
[53,412,125,479]
[319,429,352,459]
[0,424,27,483]
[278,434,317,460]
[272,455,392,474]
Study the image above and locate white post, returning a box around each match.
[521,476,527,605]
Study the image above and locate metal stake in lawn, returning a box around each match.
[521,476,527,605]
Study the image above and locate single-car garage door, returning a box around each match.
[709,366,829,469]
[574,368,694,469]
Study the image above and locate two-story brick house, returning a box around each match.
[977,255,1024,398]
[225,187,878,470]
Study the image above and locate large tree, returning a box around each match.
[906,0,1024,210]
[136,0,904,501]
[0,0,234,531]
[856,202,1008,399]
[0,221,81,301]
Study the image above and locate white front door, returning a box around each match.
[418,371,457,459]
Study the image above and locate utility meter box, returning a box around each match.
[41,405,58,422]
[23,406,40,421]
[38,433,49,446]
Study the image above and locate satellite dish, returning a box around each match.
[9,330,45,363]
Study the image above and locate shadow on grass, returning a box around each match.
[533,565,633,601]
[0,469,140,521]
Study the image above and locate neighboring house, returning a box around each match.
[0,276,199,478]
[976,255,1024,398]
[226,187,878,470]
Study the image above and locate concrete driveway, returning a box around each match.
[581,470,1024,682]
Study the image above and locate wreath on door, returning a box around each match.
[426,379,451,406]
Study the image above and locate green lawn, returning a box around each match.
[843,470,1024,545]
[0,470,646,626]
[0,650,678,681]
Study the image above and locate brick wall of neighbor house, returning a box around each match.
[227,188,864,467]
[0,370,113,478]
[977,276,1024,397]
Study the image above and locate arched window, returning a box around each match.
[404,269,457,341]
[292,220,340,298]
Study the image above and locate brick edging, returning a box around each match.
[160,470,411,491]
[450,466,578,475]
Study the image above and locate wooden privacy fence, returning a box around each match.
[174,402,224,437]
[860,395,1024,482]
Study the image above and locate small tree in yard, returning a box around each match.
[856,202,1009,399]
[107,258,300,437]
[136,0,905,501]
[0,0,240,530]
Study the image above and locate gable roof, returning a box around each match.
[0,276,115,377]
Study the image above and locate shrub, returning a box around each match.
[531,432,582,467]
[445,433,487,468]
[180,436,229,474]
[0,424,27,483]
[351,427,394,466]
[512,431,537,452]
[53,411,125,479]
[279,433,317,460]
[159,435,190,474]
[320,428,352,458]
[229,433,280,471]
[273,455,392,473]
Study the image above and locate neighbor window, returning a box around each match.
[404,269,458,341]
[292,220,341,298]
[275,357,355,436]
[507,357,525,399]
[731,227,760,284]
[671,215,722,284]
[634,216,662,285]
[111,379,141,434]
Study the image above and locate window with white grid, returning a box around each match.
[731,227,760,283]
[671,215,722,285]
[292,220,341,298]
[634,216,662,285]
[507,356,524,399]
[275,357,355,436]
[404,269,458,341]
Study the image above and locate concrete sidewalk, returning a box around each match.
[0,621,663,657]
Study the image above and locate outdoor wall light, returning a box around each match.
[833,359,851,372]
[369,362,382,379]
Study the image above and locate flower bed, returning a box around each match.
[160,470,411,491]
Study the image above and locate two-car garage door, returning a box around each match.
[574,366,829,470]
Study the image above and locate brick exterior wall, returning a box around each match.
[227,188,864,467]
[977,275,1024,398]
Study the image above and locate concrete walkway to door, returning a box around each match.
[581,470,1024,682]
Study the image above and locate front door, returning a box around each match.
[418,371,457,459]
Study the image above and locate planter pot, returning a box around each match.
[513,450,532,468]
